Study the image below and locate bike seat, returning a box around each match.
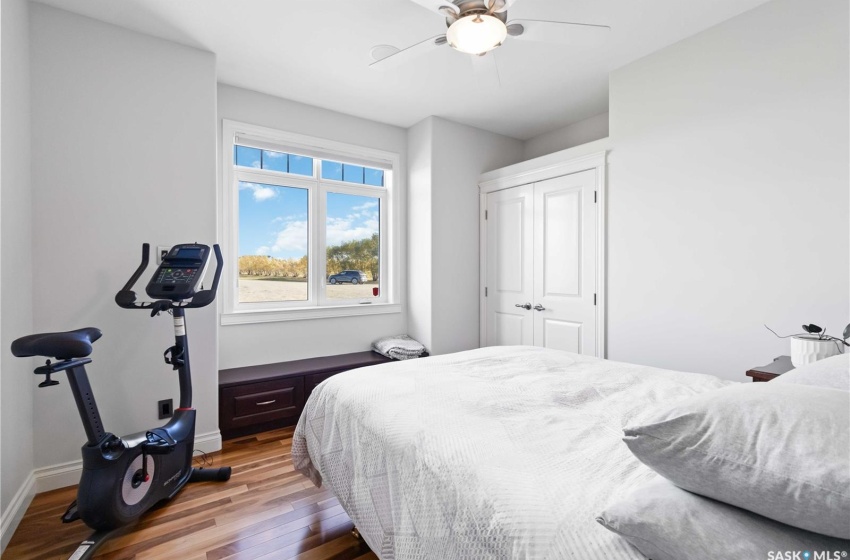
[11,328,102,359]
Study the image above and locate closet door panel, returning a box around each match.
[542,188,581,297]
[484,185,534,347]
[533,170,597,355]
[542,319,582,354]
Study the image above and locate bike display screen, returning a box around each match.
[146,243,211,300]
[174,247,203,261]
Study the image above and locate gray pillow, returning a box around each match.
[773,353,849,391]
[623,382,850,539]
[597,477,850,560]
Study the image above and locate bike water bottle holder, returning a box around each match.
[163,346,184,370]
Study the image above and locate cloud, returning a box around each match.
[273,213,307,224]
[352,201,379,212]
[327,216,378,246]
[240,182,278,202]
[270,220,308,253]
[255,197,380,255]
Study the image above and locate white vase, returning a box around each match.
[790,336,841,367]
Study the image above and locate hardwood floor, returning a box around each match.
[5,427,378,560]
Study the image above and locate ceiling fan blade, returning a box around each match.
[407,0,460,18]
[507,19,610,46]
[369,35,447,70]
[490,0,519,14]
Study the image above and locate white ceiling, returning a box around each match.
[34,0,771,140]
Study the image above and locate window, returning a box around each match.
[222,121,399,322]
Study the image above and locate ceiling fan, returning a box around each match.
[369,0,609,69]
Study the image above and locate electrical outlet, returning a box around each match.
[157,246,171,265]
[158,399,173,419]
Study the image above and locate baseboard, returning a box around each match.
[0,471,35,553]
[34,429,223,494]
[194,430,223,456]
[1,431,221,552]
[33,458,84,494]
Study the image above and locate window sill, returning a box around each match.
[220,302,402,325]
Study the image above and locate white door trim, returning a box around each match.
[478,151,607,357]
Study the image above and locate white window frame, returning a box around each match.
[220,119,401,325]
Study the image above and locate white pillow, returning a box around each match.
[598,477,850,560]
[773,352,849,391]
[623,382,850,538]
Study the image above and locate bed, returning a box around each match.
[292,346,731,559]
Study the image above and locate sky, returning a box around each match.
[238,182,380,259]
[235,146,383,259]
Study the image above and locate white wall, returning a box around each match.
[1,0,35,547]
[607,0,849,380]
[523,113,609,161]
[29,5,219,468]
[217,84,408,369]
[407,118,433,351]
[408,116,523,355]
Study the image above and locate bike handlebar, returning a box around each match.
[188,245,222,308]
[115,243,222,311]
[121,243,151,293]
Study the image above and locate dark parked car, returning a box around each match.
[328,270,367,285]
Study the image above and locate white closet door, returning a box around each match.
[532,170,597,354]
[485,184,534,346]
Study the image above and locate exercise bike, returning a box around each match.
[11,243,231,559]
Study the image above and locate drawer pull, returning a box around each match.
[256,400,277,406]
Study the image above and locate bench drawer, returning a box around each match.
[219,350,392,439]
[305,370,342,401]
[220,378,304,431]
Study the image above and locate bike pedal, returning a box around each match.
[62,500,80,523]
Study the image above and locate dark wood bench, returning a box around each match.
[219,351,392,440]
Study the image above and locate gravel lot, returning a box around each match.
[238,277,378,302]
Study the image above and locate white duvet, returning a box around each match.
[293,346,730,560]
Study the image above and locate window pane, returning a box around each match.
[238,181,309,303]
[261,150,288,172]
[321,160,384,186]
[235,145,261,168]
[342,164,364,184]
[321,160,343,181]
[364,168,384,187]
[325,192,380,301]
[288,154,313,176]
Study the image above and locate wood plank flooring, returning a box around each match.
[5,427,378,560]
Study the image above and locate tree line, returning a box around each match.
[239,234,379,281]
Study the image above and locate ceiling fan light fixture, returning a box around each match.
[446,13,507,55]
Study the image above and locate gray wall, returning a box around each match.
[430,117,524,354]
[523,112,609,160]
[29,5,219,468]
[217,84,409,369]
[606,0,849,380]
[408,116,523,355]
[4,0,848,546]
[1,0,35,542]
[407,118,434,351]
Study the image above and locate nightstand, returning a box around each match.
[745,356,794,382]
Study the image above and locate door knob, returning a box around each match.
[533,304,546,311]
[515,303,532,310]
